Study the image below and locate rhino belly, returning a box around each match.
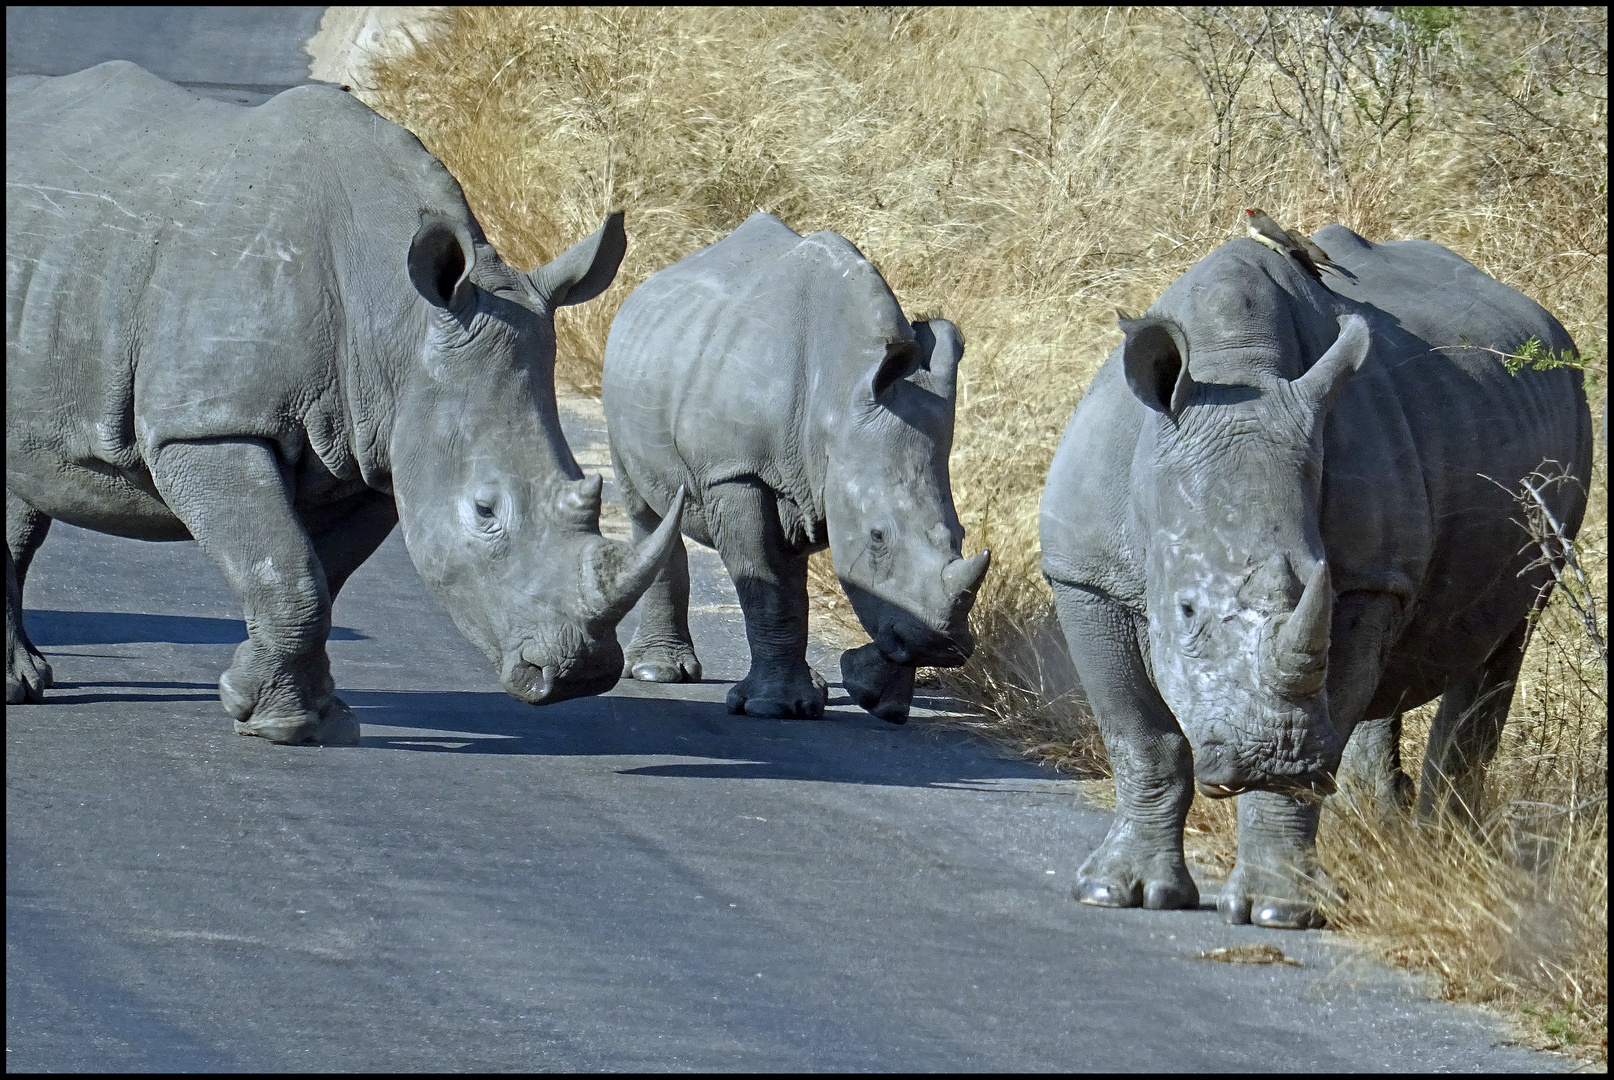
[8,451,189,540]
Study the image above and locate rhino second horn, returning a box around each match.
[564,473,604,525]
[598,486,687,622]
[944,548,992,597]
[1272,562,1331,695]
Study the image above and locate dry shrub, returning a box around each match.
[357,7,1607,1060]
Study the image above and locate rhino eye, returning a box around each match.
[1180,601,1195,620]
[870,528,886,546]
[473,484,500,521]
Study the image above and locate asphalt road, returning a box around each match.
[6,7,1564,1072]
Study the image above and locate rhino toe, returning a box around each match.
[7,653,52,704]
[1075,822,1200,911]
[627,643,702,683]
[233,698,359,746]
[7,624,54,703]
[1074,878,1141,908]
[727,666,827,720]
[1219,860,1335,928]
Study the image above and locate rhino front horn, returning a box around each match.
[1271,562,1331,695]
[597,486,687,622]
[943,548,992,597]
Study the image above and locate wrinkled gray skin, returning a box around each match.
[602,213,990,721]
[6,63,686,742]
[1040,226,1591,928]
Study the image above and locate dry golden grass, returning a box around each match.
[358,7,1607,1060]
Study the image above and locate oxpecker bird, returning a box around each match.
[1242,209,1347,282]
[1284,226,1349,280]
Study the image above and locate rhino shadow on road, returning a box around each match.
[344,687,1048,789]
[31,679,217,706]
[25,609,367,646]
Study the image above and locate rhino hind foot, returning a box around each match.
[625,642,702,683]
[726,666,827,720]
[6,642,53,704]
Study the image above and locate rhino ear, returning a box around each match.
[869,338,922,401]
[529,211,627,308]
[911,318,964,397]
[408,217,476,311]
[1121,314,1195,417]
[1292,313,1369,418]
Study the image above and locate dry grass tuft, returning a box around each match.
[359,7,1607,1060]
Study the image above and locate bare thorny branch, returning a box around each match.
[1484,461,1607,669]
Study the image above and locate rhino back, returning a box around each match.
[7,62,469,501]
[605,213,909,543]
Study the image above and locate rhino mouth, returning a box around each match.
[1194,772,1337,800]
[501,644,622,705]
[1193,738,1339,799]
[875,622,974,669]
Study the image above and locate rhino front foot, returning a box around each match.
[839,643,915,724]
[1217,860,1336,929]
[1075,821,1200,910]
[218,640,360,746]
[726,664,828,719]
[625,640,702,683]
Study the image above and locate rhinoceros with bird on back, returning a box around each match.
[6,61,686,742]
[602,212,990,722]
[1040,223,1591,928]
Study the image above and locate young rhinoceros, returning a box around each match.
[602,213,990,721]
[6,63,687,741]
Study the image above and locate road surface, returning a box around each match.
[6,7,1561,1071]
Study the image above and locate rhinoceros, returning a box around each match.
[601,213,990,721]
[1040,225,1591,927]
[6,62,686,742]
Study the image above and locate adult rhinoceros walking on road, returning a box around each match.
[1040,225,1591,927]
[6,62,685,742]
[603,213,989,722]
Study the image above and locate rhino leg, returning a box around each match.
[1417,615,1529,830]
[1221,790,1334,928]
[6,491,54,704]
[1335,712,1416,820]
[308,490,398,602]
[620,492,700,683]
[1051,581,1198,910]
[148,439,357,746]
[1328,591,1414,820]
[710,480,826,720]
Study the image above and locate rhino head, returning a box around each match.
[390,212,684,704]
[823,318,990,669]
[1120,303,1371,797]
